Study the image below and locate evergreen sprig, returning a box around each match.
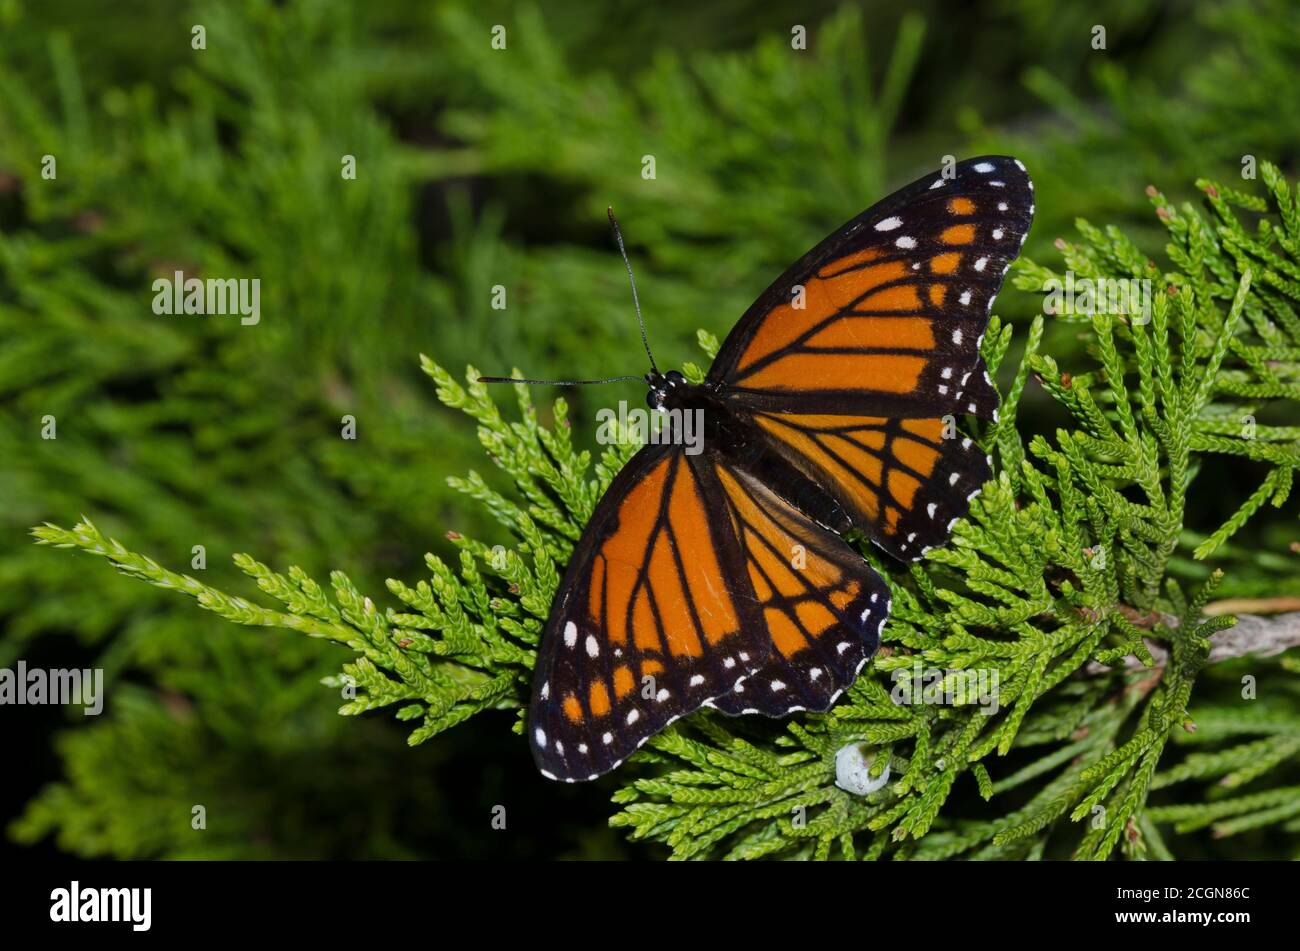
[31,162,1300,860]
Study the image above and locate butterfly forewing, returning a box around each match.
[710,155,1032,420]
[530,445,771,781]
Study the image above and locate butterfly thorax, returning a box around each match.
[646,369,735,447]
[645,369,701,411]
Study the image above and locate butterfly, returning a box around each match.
[519,156,1033,781]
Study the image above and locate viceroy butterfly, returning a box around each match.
[487,156,1033,781]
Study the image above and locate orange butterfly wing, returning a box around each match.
[710,155,1033,557]
[529,445,771,781]
[745,412,991,560]
[703,464,890,716]
[530,442,892,779]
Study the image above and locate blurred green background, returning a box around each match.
[1,0,1296,859]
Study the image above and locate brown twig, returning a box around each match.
[1085,611,1300,674]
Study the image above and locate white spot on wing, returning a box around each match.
[563,621,577,647]
[875,216,903,232]
[973,162,995,172]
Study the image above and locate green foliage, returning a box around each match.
[33,163,1300,859]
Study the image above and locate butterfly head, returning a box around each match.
[645,369,688,412]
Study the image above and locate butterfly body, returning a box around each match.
[528,156,1034,781]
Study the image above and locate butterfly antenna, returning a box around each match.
[478,209,657,388]
[477,374,644,386]
[608,207,657,374]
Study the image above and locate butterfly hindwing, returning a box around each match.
[709,155,1032,420]
[529,445,771,782]
[703,464,891,716]
[742,412,993,561]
